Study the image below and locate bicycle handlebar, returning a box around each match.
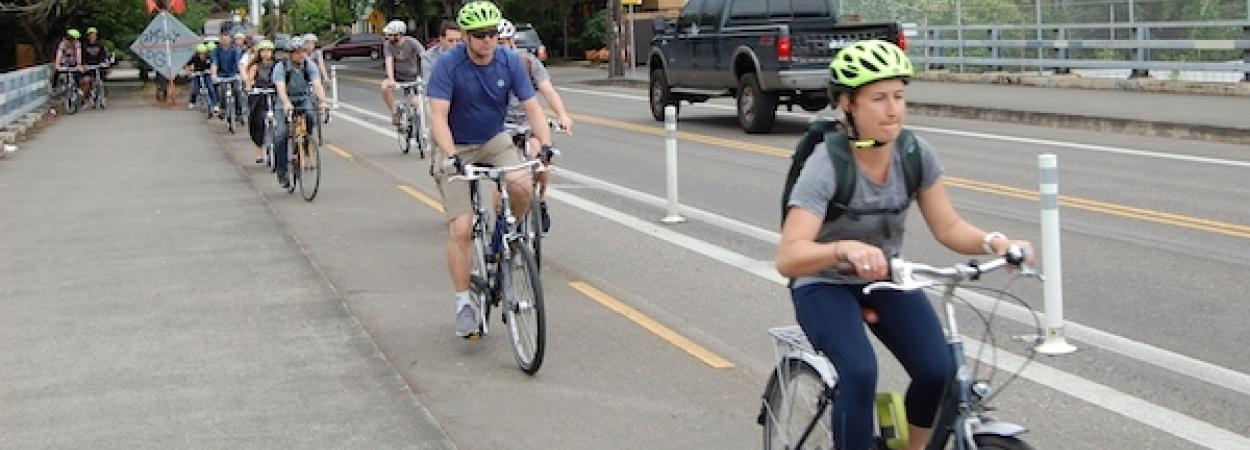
[860,246,1031,294]
[449,159,543,182]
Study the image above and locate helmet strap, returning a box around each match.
[842,111,887,149]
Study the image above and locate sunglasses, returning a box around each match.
[469,29,499,39]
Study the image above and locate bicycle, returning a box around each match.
[216,76,243,134]
[758,249,1040,450]
[503,117,566,268]
[189,71,214,118]
[57,68,81,115]
[393,79,430,158]
[80,63,108,110]
[449,159,548,374]
[249,87,278,169]
[283,106,322,202]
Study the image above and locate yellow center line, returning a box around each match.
[398,185,445,213]
[572,112,1250,240]
[325,143,353,159]
[569,281,735,369]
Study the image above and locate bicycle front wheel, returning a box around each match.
[396,110,411,154]
[299,134,321,202]
[762,358,834,450]
[973,435,1035,450]
[527,189,543,268]
[501,242,545,374]
[226,97,237,134]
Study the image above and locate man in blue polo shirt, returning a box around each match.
[428,1,554,339]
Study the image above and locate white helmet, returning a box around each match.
[302,33,318,42]
[497,19,516,39]
[383,20,406,35]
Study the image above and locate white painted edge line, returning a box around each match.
[338,99,1250,398]
[334,103,1250,445]
[556,86,1250,169]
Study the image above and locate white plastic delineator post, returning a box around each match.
[662,105,686,224]
[1036,153,1077,355]
[330,65,340,110]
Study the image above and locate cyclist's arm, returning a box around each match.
[535,79,572,132]
[54,45,64,69]
[75,45,82,70]
[520,98,551,147]
[243,63,256,89]
[775,207,843,278]
[428,99,455,157]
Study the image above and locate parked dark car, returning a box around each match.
[324,34,385,61]
[649,0,903,133]
[514,22,547,62]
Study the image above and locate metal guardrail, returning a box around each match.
[908,20,1250,81]
[0,65,51,131]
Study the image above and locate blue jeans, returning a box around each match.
[189,74,217,108]
[274,96,317,177]
[791,283,953,450]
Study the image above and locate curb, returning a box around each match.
[907,102,1250,145]
[581,78,648,89]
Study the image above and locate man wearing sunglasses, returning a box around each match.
[427,1,555,339]
[379,20,425,126]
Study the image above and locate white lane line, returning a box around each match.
[336,100,1250,398]
[333,104,1250,446]
[555,86,1250,169]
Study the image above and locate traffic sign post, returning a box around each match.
[130,12,201,106]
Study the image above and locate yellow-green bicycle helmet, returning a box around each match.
[256,40,275,51]
[828,39,913,89]
[457,1,502,32]
[67,29,81,39]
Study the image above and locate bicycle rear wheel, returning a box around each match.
[761,358,835,450]
[299,133,321,202]
[501,242,545,374]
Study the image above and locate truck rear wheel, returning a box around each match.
[737,73,777,133]
[650,68,678,122]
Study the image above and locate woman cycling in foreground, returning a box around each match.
[774,39,1034,450]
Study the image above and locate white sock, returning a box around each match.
[455,291,472,311]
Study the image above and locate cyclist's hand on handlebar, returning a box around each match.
[381,78,395,90]
[282,100,295,118]
[835,241,889,281]
[443,154,464,175]
[991,239,1035,268]
[557,114,573,134]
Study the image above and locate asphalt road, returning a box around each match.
[206,58,1250,449]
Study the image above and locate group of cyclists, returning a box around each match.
[53,27,114,110]
[183,29,331,188]
[69,1,1034,446]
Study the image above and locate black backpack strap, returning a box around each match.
[781,118,840,224]
[897,129,924,200]
[823,132,856,224]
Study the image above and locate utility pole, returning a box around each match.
[607,0,624,77]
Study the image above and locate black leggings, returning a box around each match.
[791,283,953,450]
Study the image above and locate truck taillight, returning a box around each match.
[898,30,908,50]
[778,35,792,62]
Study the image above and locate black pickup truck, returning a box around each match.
[648,0,904,133]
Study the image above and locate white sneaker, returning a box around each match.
[455,297,481,339]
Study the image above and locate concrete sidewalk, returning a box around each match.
[575,66,1250,144]
[0,93,456,449]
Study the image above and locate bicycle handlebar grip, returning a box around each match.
[1004,244,1026,266]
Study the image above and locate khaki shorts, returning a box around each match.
[434,132,523,220]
